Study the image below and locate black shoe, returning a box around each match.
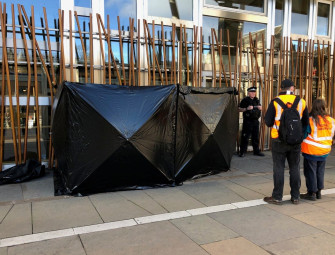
[264,196,282,205]
[254,152,265,156]
[300,192,316,201]
[239,153,245,157]
[290,198,299,205]
[316,190,322,199]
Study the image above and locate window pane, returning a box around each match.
[104,0,136,31]
[291,0,309,35]
[205,0,264,13]
[2,0,59,29]
[148,0,193,20]
[74,0,91,8]
[317,3,330,36]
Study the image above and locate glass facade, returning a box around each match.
[104,0,136,30]
[205,0,264,13]
[317,2,330,36]
[148,0,193,20]
[291,0,310,35]
[74,0,91,8]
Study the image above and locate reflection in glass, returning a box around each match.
[148,0,193,20]
[291,0,309,35]
[205,0,264,13]
[202,16,266,86]
[274,0,284,47]
[104,0,136,31]
[2,0,59,29]
[74,0,91,8]
[317,3,330,36]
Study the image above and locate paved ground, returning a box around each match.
[1,150,335,254]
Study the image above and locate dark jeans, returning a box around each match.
[271,139,301,200]
[303,157,326,193]
[240,119,260,154]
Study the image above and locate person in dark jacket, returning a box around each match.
[238,86,264,157]
[263,79,309,205]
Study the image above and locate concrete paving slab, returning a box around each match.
[209,206,321,246]
[220,180,264,200]
[32,197,102,233]
[89,192,151,222]
[178,181,244,206]
[0,205,11,223]
[265,201,321,216]
[118,190,168,215]
[313,200,335,212]
[0,248,7,255]
[144,187,205,212]
[80,221,208,255]
[216,169,249,178]
[7,235,86,255]
[263,232,335,255]
[228,175,272,187]
[201,237,270,255]
[230,158,272,173]
[170,215,239,245]
[0,185,23,203]
[243,182,274,196]
[292,209,335,235]
[0,203,31,239]
[21,171,54,200]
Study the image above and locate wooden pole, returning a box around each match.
[184,25,189,86]
[43,7,56,87]
[249,32,254,87]
[152,20,156,85]
[193,26,198,87]
[179,23,182,85]
[107,15,112,84]
[218,29,222,87]
[199,27,203,87]
[144,20,163,85]
[69,11,74,82]
[117,16,126,85]
[97,14,105,84]
[18,4,31,163]
[98,14,122,85]
[89,13,93,83]
[11,4,21,163]
[137,19,141,86]
[74,12,88,83]
[143,20,151,85]
[129,18,133,85]
[211,29,216,87]
[161,22,168,85]
[227,29,232,87]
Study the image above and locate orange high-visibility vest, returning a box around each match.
[271,95,306,139]
[301,116,335,156]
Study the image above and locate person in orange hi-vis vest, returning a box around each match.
[300,99,335,201]
[263,79,309,205]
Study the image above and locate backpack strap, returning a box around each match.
[273,97,287,109]
[292,96,301,109]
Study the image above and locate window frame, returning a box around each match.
[314,0,332,39]
[203,0,267,17]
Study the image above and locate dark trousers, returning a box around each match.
[303,158,326,193]
[271,139,301,200]
[240,119,260,154]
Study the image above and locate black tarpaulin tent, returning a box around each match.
[175,86,238,182]
[52,82,238,194]
[52,82,177,194]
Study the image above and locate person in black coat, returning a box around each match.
[238,86,264,157]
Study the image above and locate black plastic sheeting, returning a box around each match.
[52,82,238,195]
[0,160,45,185]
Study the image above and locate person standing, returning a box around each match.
[300,99,335,201]
[238,86,264,157]
[263,79,309,205]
